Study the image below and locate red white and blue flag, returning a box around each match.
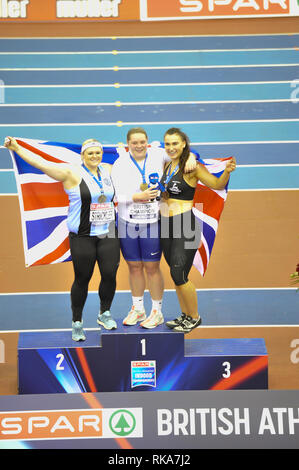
[9,138,231,275]
[192,157,231,276]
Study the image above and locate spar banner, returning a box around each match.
[0,390,299,449]
[0,0,298,22]
[140,0,299,20]
[0,0,140,21]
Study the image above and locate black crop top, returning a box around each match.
[160,164,196,201]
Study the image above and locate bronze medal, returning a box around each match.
[98,194,107,203]
[161,191,170,200]
[140,183,148,191]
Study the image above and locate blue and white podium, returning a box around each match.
[18,324,268,394]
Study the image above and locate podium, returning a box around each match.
[18,325,268,394]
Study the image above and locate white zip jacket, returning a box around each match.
[111,146,169,224]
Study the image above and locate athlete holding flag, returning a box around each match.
[4,136,120,341]
[111,127,197,329]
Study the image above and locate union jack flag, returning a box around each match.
[9,138,231,275]
[9,138,121,267]
[192,157,231,276]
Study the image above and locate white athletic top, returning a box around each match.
[111,146,169,224]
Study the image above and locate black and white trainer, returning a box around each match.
[165,312,186,329]
[173,315,201,333]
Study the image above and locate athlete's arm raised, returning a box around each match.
[4,137,79,188]
[188,157,237,190]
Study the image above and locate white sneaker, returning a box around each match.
[140,309,164,329]
[123,305,146,325]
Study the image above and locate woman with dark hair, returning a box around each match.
[111,127,198,329]
[160,128,236,333]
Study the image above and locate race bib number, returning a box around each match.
[90,202,115,225]
[129,202,159,222]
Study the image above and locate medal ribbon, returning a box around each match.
[163,163,179,190]
[129,153,148,186]
[82,164,104,197]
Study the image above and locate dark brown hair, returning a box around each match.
[164,127,191,174]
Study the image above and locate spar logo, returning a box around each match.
[56,0,122,18]
[177,0,289,12]
[141,0,292,19]
[0,408,143,441]
[109,409,137,436]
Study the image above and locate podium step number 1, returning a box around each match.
[18,329,268,394]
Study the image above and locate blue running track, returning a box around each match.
[0,33,298,332]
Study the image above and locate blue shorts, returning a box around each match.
[117,217,162,262]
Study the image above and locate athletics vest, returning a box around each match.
[65,164,115,236]
[160,164,196,201]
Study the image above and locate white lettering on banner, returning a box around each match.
[233,0,287,10]
[157,408,251,436]
[1,418,23,435]
[180,0,203,12]
[263,0,288,9]
[288,408,299,434]
[208,0,231,12]
[56,0,122,18]
[50,416,76,433]
[233,0,260,10]
[180,0,288,12]
[78,415,101,432]
[158,407,299,437]
[258,408,299,435]
[0,0,29,18]
[1,414,100,435]
[232,0,288,11]
[0,340,4,364]
[290,339,299,363]
[28,417,50,434]
[0,408,143,440]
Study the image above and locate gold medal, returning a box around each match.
[140,183,148,191]
[98,195,107,203]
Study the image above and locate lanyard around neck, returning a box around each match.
[164,163,179,186]
[129,153,148,185]
[82,164,104,193]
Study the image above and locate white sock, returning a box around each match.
[152,299,162,312]
[132,296,144,311]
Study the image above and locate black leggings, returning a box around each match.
[69,225,120,322]
[160,210,201,286]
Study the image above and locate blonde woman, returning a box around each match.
[4,137,120,341]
